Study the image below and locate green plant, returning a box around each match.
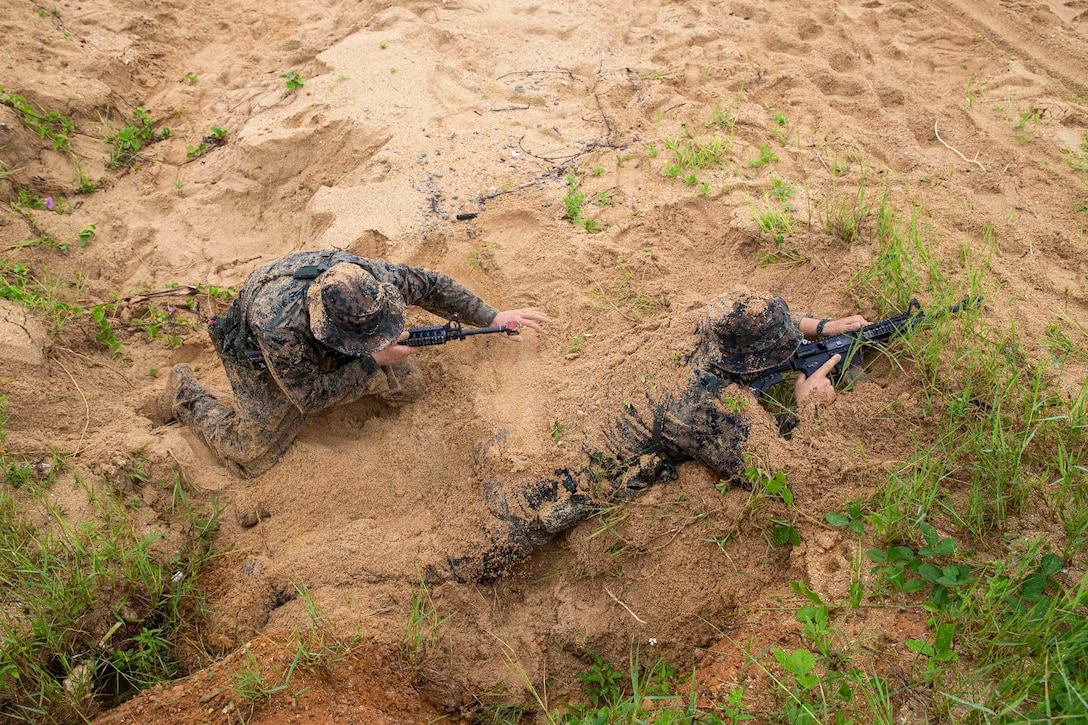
[231,646,286,704]
[708,104,737,130]
[78,222,97,247]
[185,142,207,158]
[0,465,222,720]
[665,136,728,170]
[107,107,169,168]
[749,143,779,168]
[0,87,76,153]
[646,141,659,158]
[282,71,305,89]
[591,166,604,177]
[750,200,793,245]
[567,333,591,353]
[555,650,733,724]
[770,176,794,200]
[745,464,793,505]
[402,579,451,667]
[550,420,565,444]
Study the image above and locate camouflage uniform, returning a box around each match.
[450,356,752,582]
[448,290,803,582]
[168,250,498,478]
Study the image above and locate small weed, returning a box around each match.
[380,42,388,49]
[231,646,286,705]
[749,143,779,168]
[107,107,170,169]
[402,579,451,667]
[646,141,659,158]
[0,87,76,153]
[591,166,604,177]
[567,333,591,353]
[184,73,197,84]
[770,176,795,200]
[78,222,97,247]
[750,200,793,245]
[550,420,565,444]
[746,464,793,505]
[185,142,207,158]
[708,104,737,129]
[665,136,728,170]
[282,71,305,90]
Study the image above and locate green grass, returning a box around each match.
[816,192,1088,721]
[106,107,170,169]
[0,462,222,722]
[0,262,121,353]
[402,578,451,667]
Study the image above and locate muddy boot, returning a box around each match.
[446,471,598,583]
[138,364,193,425]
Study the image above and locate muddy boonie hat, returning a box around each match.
[306,263,406,356]
[701,289,802,374]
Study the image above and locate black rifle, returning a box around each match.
[397,314,520,347]
[739,297,981,395]
[225,313,519,370]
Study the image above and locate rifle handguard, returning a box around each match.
[396,314,520,347]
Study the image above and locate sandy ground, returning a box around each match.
[2,0,1087,721]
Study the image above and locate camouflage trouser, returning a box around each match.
[446,453,675,582]
[168,357,423,478]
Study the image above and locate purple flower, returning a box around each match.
[168,306,178,314]
[44,196,54,210]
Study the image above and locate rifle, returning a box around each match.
[741,297,981,396]
[224,313,520,370]
[397,313,520,347]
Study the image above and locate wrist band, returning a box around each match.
[816,318,830,336]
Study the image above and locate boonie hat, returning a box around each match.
[700,288,802,374]
[306,263,406,356]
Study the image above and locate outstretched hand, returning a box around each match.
[795,353,841,405]
[491,308,549,339]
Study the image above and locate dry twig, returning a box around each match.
[934,120,986,171]
[52,355,90,455]
[604,587,647,624]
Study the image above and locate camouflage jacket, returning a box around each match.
[606,360,751,491]
[237,251,498,414]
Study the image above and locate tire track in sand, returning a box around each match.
[930,0,1088,97]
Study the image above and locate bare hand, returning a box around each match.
[795,354,841,405]
[372,344,422,366]
[822,315,869,336]
[491,308,549,339]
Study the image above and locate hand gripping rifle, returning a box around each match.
[745,297,982,396]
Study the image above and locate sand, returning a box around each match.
[2,0,1087,721]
